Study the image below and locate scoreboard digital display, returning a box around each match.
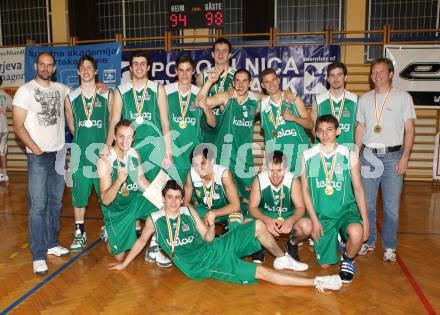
[169,0,224,29]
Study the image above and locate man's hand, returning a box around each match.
[396,156,409,176]
[205,210,216,227]
[207,69,224,84]
[282,89,297,104]
[311,220,324,241]
[108,262,126,271]
[264,217,281,237]
[100,144,110,157]
[277,218,295,234]
[32,147,44,155]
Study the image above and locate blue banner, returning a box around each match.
[25,42,122,89]
[122,45,340,105]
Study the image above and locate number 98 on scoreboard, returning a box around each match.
[168,0,224,29]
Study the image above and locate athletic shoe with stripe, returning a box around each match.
[313,275,342,292]
[70,230,88,252]
[339,259,356,283]
[274,253,309,271]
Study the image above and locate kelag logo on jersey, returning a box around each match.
[130,112,152,121]
[315,178,342,191]
[79,119,103,128]
[172,114,196,126]
[232,116,252,128]
[166,236,195,247]
[339,123,350,132]
[276,128,297,138]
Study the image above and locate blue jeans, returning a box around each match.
[27,152,65,261]
[360,148,403,250]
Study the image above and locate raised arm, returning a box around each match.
[213,170,241,217]
[188,205,216,242]
[106,89,122,149]
[283,96,313,130]
[157,84,173,168]
[97,157,126,206]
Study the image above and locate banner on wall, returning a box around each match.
[0,47,25,87]
[122,45,340,105]
[25,42,122,89]
[385,45,440,107]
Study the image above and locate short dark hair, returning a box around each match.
[114,119,134,134]
[260,68,277,82]
[36,51,56,65]
[190,144,215,164]
[266,150,287,167]
[176,54,194,69]
[327,62,347,76]
[315,114,339,131]
[212,37,232,54]
[371,57,394,74]
[130,51,149,67]
[78,54,97,71]
[162,179,184,197]
[233,68,251,81]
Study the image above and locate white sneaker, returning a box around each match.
[273,253,309,271]
[0,174,5,183]
[33,260,48,275]
[359,243,375,255]
[2,174,8,182]
[47,246,69,257]
[383,248,396,262]
[145,244,172,267]
[314,275,342,292]
[308,238,314,246]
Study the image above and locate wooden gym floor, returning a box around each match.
[0,173,439,315]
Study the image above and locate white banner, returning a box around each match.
[0,47,25,87]
[385,45,440,107]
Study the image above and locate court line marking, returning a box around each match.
[0,238,101,315]
[377,224,437,315]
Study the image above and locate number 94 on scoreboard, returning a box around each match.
[168,0,224,29]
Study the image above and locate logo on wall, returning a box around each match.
[303,62,329,95]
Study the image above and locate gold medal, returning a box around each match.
[373,124,382,133]
[272,130,278,138]
[277,216,285,221]
[121,185,129,197]
[135,115,144,124]
[81,89,97,128]
[179,120,187,129]
[324,185,334,196]
[84,119,93,128]
[374,89,391,133]
[165,207,181,260]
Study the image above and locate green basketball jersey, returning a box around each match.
[101,148,142,213]
[315,90,357,146]
[216,91,258,178]
[257,170,295,219]
[260,96,311,173]
[165,82,203,176]
[151,206,210,281]
[303,144,355,219]
[68,88,110,166]
[201,67,236,145]
[190,164,228,210]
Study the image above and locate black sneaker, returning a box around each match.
[339,259,356,283]
[286,241,300,261]
[251,250,265,264]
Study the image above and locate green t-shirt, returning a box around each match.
[315,90,357,146]
[68,88,110,167]
[303,144,355,219]
[257,170,295,219]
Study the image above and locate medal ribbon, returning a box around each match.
[233,90,247,106]
[374,89,392,128]
[132,81,148,117]
[178,86,189,123]
[80,89,97,120]
[329,91,346,122]
[269,97,283,132]
[320,150,337,189]
[202,174,215,209]
[165,209,181,258]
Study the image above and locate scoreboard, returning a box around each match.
[168,0,224,29]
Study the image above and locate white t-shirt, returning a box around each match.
[356,88,416,148]
[0,89,12,133]
[13,79,70,152]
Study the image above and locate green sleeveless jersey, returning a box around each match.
[303,144,355,219]
[257,170,295,219]
[201,67,236,145]
[216,91,258,178]
[101,148,141,213]
[190,164,228,209]
[315,90,357,146]
[260,96,311,173]
[150,206,211,281]
[68,88,110,166]
[165,82,202,175]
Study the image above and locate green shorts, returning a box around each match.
[314,204,362,265]
[205,220,261,284]
[103,194,158,255]
[71,166,100,208]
